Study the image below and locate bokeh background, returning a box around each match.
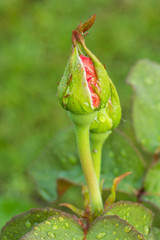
[0,0,160,229]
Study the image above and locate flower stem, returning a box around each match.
[68,112,103,214]
[90,131,111,183]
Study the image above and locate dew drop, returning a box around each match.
[143,225,150,235]
[138,234,143,239]
[97,232,106,239]
[124,225,132,233]
[25,220,31,228]
[47,232,55,238]
[59,216,64,222]
[65,222,69,227]
[52,224,58,230]
[34,226,40,231]
[93,149,98,153]
[98,115,106,123]
[45,220,51,225]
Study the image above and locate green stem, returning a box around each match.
[69,112,103,214]
[90,131,111,183]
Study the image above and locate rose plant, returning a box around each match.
[1,15,160,240]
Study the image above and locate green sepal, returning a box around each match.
[108,80,121,128]
[90,107,113,133]
[90,80,121,133]
[58,46,93,114]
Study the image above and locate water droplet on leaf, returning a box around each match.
[124,225,132,233]
[45,220,51,225]
[144,225,150,235]
[47,232,55,238]
[138,234,143,239]
[97,232,106,239]
[52,224,58,230]
[25,220,31,228]
[59,216,64,222]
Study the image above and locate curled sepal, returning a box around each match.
[104,172,132,210]
[60,203,85,218]
[79,14,96,33]
[58,46,95,114]
[90,80,121,133]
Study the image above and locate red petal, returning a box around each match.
[80,55,100,108]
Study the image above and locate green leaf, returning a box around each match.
[103,201,154,239]
[29,127,83,202]
[142,161,160,209]
[0,208,62,240]
[20,214,145,240]
[127,59,160,153]
[142,201,160,228]
[20,214,84,240]
[101,130,145,193]
[30,128,145,202]
[0,196,36,230]
[87,215,144,240]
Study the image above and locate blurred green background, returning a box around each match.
[0,0,160,229]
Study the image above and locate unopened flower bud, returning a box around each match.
[58,16,111,114]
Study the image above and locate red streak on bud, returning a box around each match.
[80,55,100,108]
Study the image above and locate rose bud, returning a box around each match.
[90,80,121,133]
[58,20,111,114]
